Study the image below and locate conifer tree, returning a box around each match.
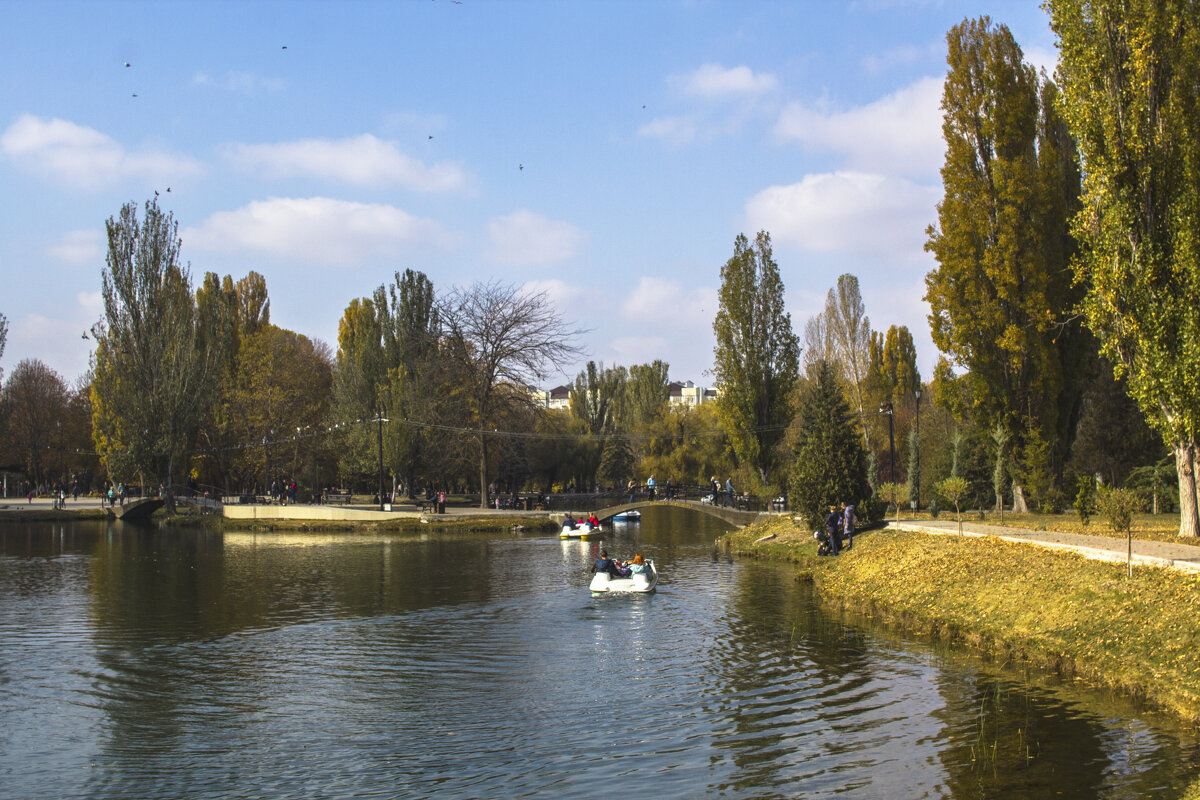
[788,361,870,527]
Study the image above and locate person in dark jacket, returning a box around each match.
[592,549,622,577]
[824,505,843,556]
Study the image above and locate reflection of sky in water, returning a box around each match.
[0,518,1196,799]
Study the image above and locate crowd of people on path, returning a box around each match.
[815,501,857,556]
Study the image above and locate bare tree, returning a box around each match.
[824,274,874,450]
[439,281,585,507]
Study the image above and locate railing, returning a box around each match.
[539,484,772,514]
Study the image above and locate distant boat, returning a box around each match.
[611,510,641,522]
[560,523,601,539]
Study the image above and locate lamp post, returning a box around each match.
[376,411,389,511]
[914,387,922,509]
[879,402,895,484]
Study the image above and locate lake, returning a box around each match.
[0,505,1196,798]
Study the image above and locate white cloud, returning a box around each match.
[621,277,715,328]
[226,134,467,191]
[679,63,778,98]
[772,76,945,178]
[745,171,939,257]
[519,278,588,311]
[0,114,203,189]
[5,292,104,382]
[182,197,451,266]
[637,115,697,144]
[486,210,585,266]
[47,229,103,265]
[193,71,286,94]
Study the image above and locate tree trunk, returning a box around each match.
[164,453,177,516]
[1174,439,1199,537]
[1012,483,1028,513]
[478,434,488,510]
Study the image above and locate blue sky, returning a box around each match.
[1,0,1058,389]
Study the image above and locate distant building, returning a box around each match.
[531,384,572,409]
[534,380,717,410]
[669,380,717,407]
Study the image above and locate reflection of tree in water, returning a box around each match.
[932,667,1200,799]
[700,561,874,792]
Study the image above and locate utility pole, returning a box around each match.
[879,403,895,484]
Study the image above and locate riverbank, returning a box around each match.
[718,517,1200,732]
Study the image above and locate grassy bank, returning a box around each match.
[887,509,1190,544]
[719,519,1200,728]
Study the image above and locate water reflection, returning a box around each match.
[0,516,1197,799]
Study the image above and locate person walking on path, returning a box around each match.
[842,501,856,550]
[647,475,657,501]
[725,477,735,508]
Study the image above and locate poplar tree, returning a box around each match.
[91,199,231,512]
[924,17,1084,498]
[712,231,800,490]
[1048,0,1200,536]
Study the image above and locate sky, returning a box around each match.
[0,0,1059,391]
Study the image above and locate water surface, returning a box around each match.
[0,507,1196,798]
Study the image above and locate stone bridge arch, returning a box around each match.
[556,499,766,529]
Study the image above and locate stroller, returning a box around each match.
[813,528,840,557]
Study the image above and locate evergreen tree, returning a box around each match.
[713,231,800,491]
[788,361,870,527]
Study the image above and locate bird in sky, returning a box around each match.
[81,331,89,340]
[166,187,171,192]
[282,45,287,50]
[519,164,523,171]
[131,93,138,98]
[124,62,131,67]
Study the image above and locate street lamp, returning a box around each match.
[377,411,390,510]
[879,402,895,484]
[914,387,922,509]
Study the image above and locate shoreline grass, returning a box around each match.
[718,518,1200,729]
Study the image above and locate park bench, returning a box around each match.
[325,491,352,505]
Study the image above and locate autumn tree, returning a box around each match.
[569,361,626,487]
[91,200,231,512]
[1048,0,1200,536]
[712,231,800,491]
[439,281,584,507]
[2,359,69,486]
[819,274,874,450]
[924,17,1085,503]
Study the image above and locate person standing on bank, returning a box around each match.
[842,501,856,550]
[825,505,843,556]
[725,477,734,508]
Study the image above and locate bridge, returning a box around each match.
[107,497,164,521]
[556,499,768,528]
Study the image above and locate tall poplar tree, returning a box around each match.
[1048,0,1200,536]
[91,199,231,512]
[924,17,1084,498]
[712,231,800,490]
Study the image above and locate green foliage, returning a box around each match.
[1075,475,1097,527]
[713,231,800,488]
[906,426,921,510]
[91,199,231,503]
[877,482,908,521]
[788,361,870,528]
[1097,486,1140,536]
[1049,0,1200,534]
[925,16,1085,491]
[936,474,971,532]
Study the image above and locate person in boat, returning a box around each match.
[564,513,577,529]
[592,549,623,577]
[626,554,649,577]
[587,513,600,528]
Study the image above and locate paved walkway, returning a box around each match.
[886,518,1200,574]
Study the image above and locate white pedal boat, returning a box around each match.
[560,523,601,539]
[611,510,641,522]
[590,559,658,593]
